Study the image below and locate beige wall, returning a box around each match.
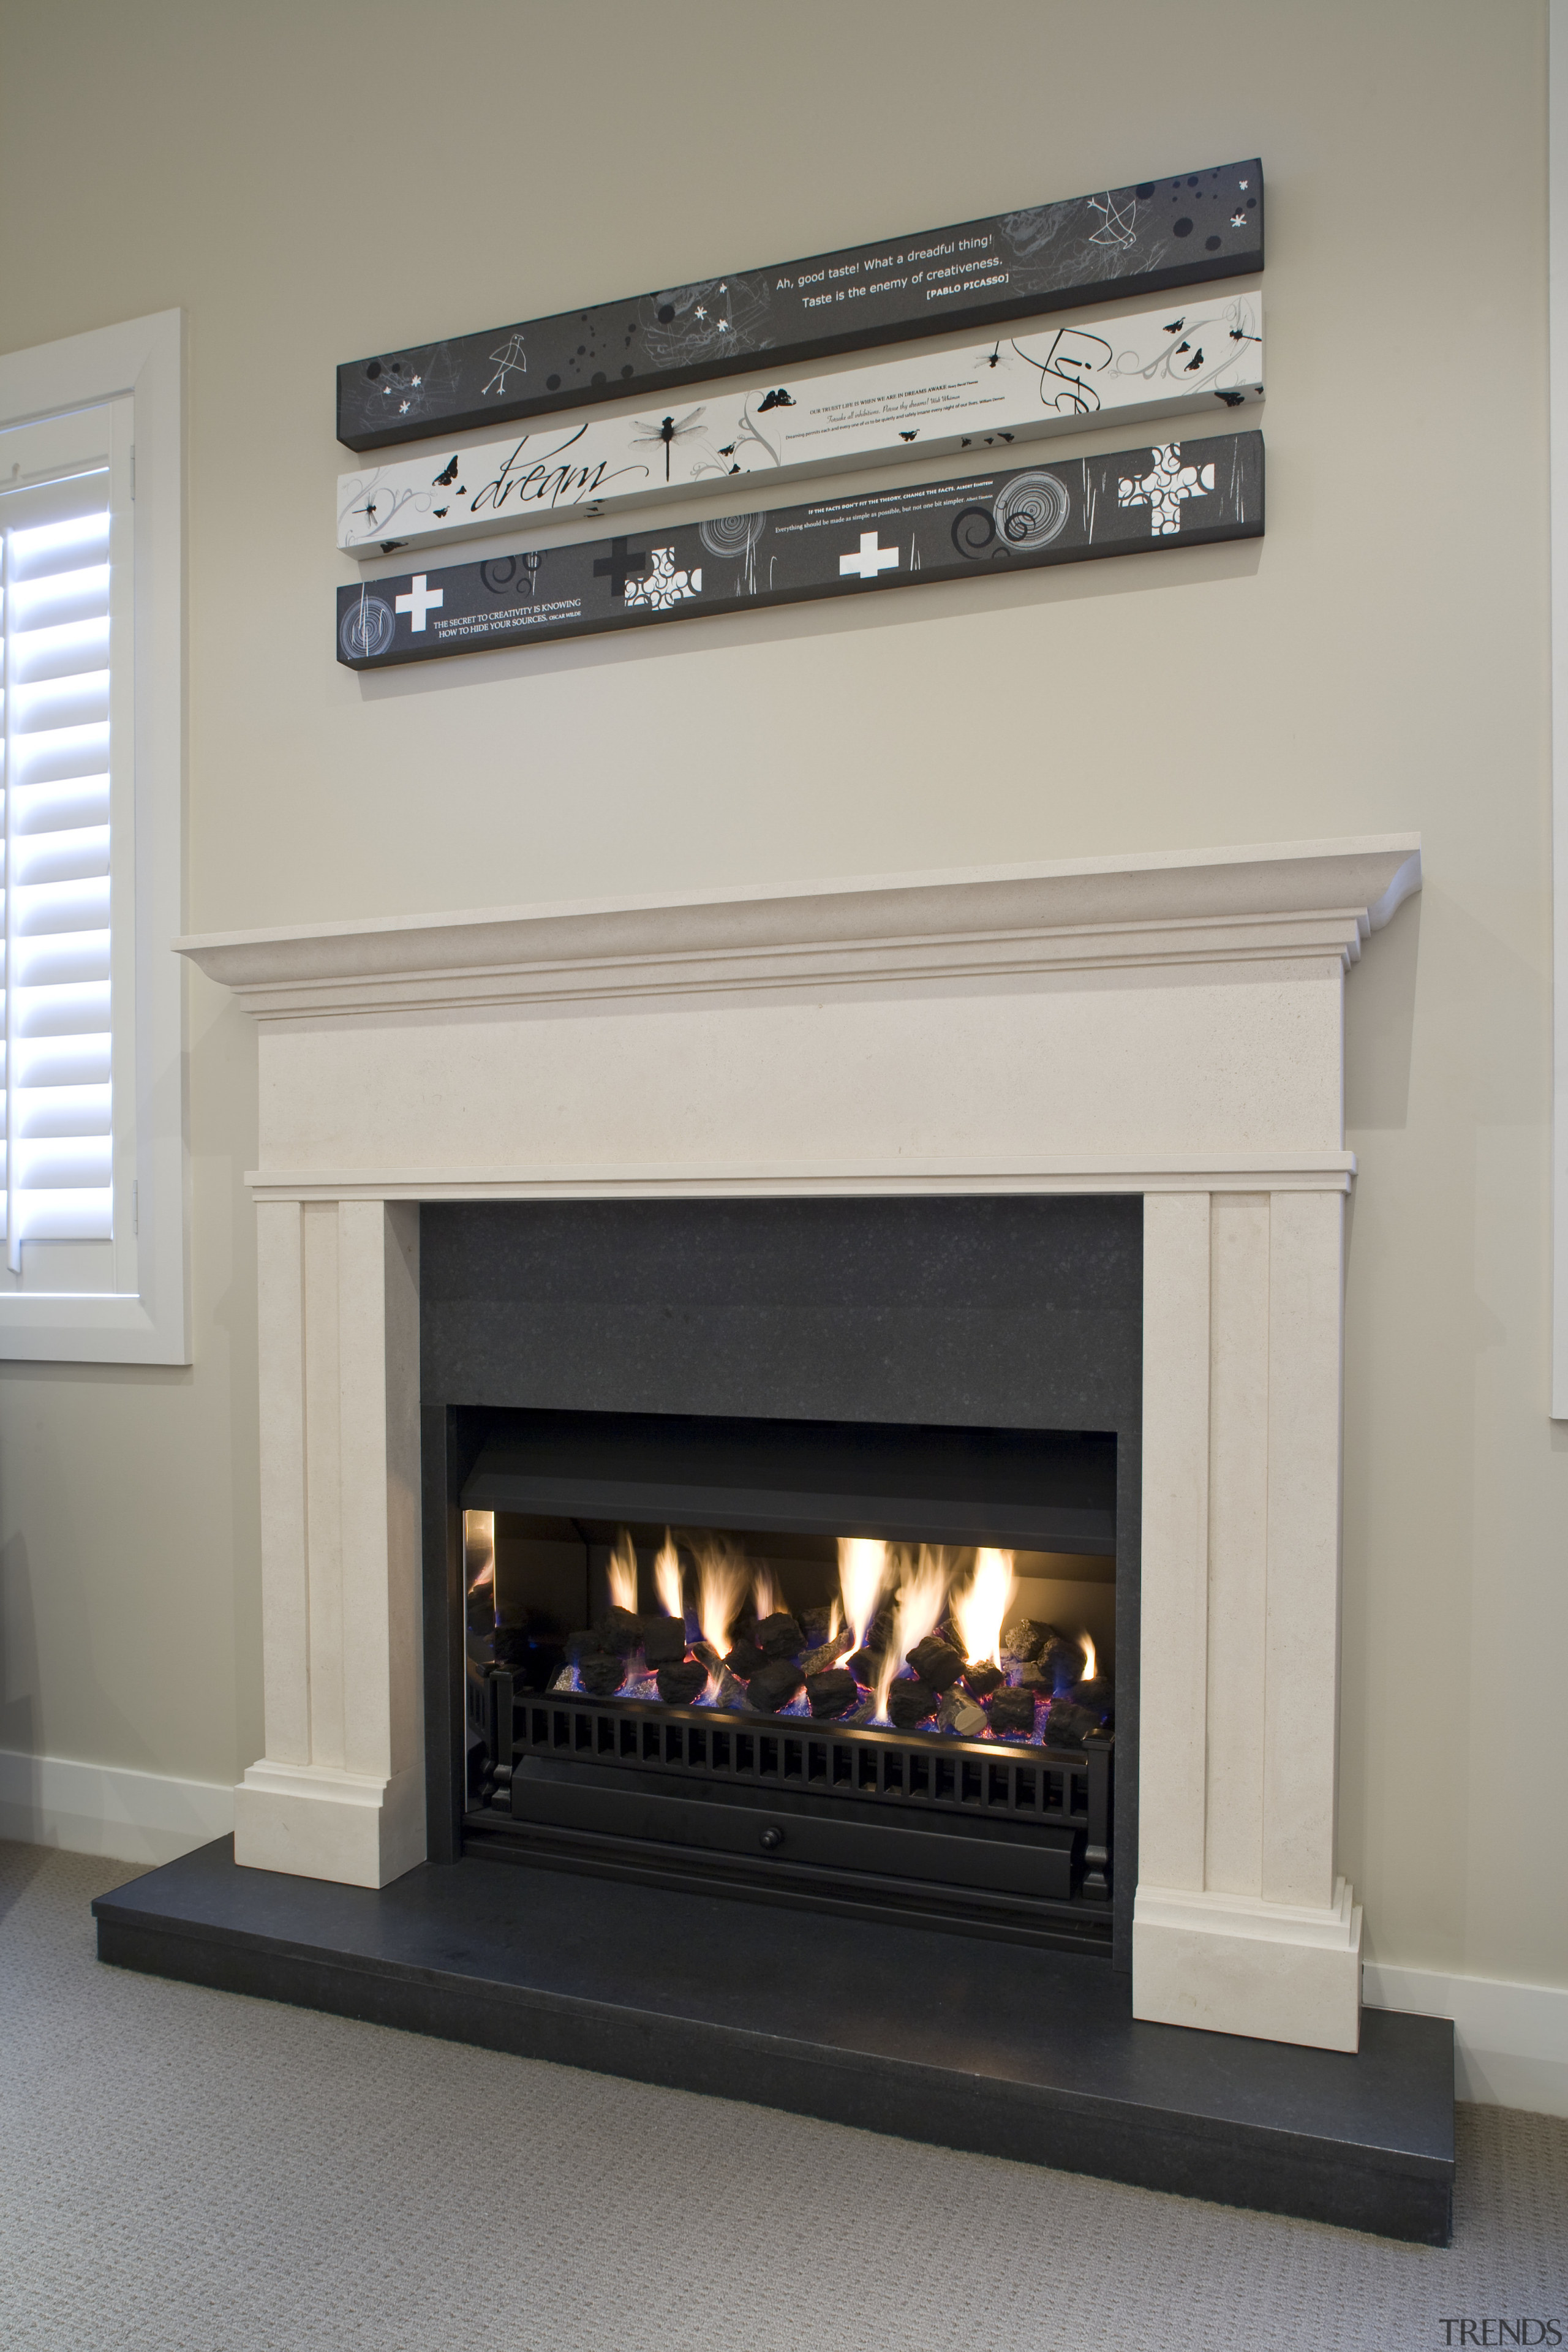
[0,0,1561,1988]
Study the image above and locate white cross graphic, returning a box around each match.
[839,532,900,579]
[395,573,444,630]
[1117,445,1216,537]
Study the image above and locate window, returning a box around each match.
[2,408,123,1278]
[0,313,186,1363]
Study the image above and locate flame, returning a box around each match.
[607,1528,639,1614]
[951,1547,1016,1668]
[903,1546,954,1652]
[837,1537,888,1653]
[463,1509,496,1594]
[873,1545,952,1719]
[654,1530,683,1619]
[1079,1630,1098,1683]
[829,1597,842,1645]
[752,1562,780,1621]
[692,1532,749,1659]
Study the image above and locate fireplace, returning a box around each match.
[92,837,1461,2242]
[165,836,1425,2065]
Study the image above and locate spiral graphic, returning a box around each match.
[339,594,395,661]
[698,511,765,559]
[480,557,521,596]
[950,504,996,560]
[992,470,1071,549]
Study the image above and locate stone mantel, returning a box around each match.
[179,834,1421,1015]
[178,833,1422,2056]
[179,835,1419,1209]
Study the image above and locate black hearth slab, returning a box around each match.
[94,1841,1453,2245]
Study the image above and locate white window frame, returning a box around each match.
[0,311,187,1364]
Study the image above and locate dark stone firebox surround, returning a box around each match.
[417,1193,1143,1965]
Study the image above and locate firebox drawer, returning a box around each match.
[508,1760,1080,1900]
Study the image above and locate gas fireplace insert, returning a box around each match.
[443,1407,1118,1953]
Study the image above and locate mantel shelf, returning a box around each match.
[175,835,1422,1018]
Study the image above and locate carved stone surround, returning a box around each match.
[178,834,1422,2054]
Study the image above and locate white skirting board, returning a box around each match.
[0,1747,235,1868]
[1362,1962,1568,2118]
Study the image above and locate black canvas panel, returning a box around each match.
[337,163,1263,450]
[337,430,1262,669]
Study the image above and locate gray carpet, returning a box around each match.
[1,1844,1564,2351]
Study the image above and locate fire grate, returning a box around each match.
[496,1681,1111,1900]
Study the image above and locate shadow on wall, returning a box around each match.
[1345,888,1421,1133]
[0,1526,43,1917]
[352,535,1265,704]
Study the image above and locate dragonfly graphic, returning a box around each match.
[630,407,707,482]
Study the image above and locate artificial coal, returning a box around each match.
[1044,1697,1099,1747]
[906,1635,965,1692]
[756,1611,804,1659]
[747,1659,805,1713]
[494,1624,560,1686]
[987,1686,1036,1736]
[962,1660,1005,1700]
[640,1617,688,1667]
[888,1678,938,1729]
[576,1653,627,1697]
[799,1604,835,1646]
[845,1646,883,1687]
[1070,1676,1114,1720]
[655,1660,708,1706]
[805,1668,859,1719]
[999,1615,1044,1663]
[1038,1634,1088,1692]
[724,1638,766,1680]
[594,1607,645,1658]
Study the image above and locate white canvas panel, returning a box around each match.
[338,291,1262,556]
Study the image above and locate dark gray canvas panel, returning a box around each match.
[339,431,1262,667]
[339,163,1262,450]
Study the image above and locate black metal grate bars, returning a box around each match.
[510,1687,1111,1894]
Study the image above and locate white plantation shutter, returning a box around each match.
[0,401,132,1290]
[0,312,186,1363]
